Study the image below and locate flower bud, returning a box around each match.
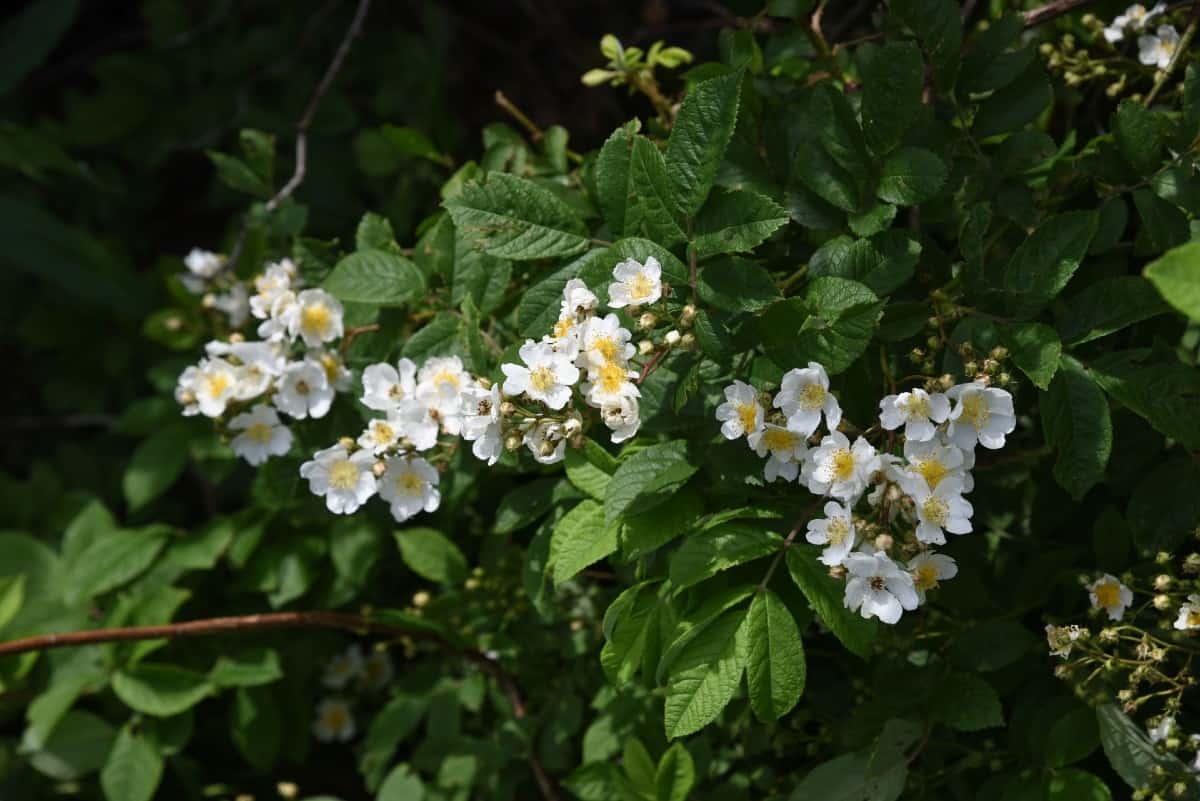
[638,312,657,330]
[989,346,1008,360]
[1099,627,1119,643]
[179,390,196,405]
[1157,551,1173,565]
[277,783,299,800]
[412,591,431,608]
[504,433,524,451]
[540,440,558,458]
[638,339,654,356]
[926,335,940,349]
[1039,42,1055,56]
[679,333,696,351]
[563,417,583,438]
[626,304,642,317]
[664,329,681,346]
[338,436,355,451]
[680,304,697,327]
[1184,553,1200,574]
[828,564,847,580]
[997,372,1011,386]
[908,347,924,364]
[1154,594,1171,610]
[372,461,387,477]
[201,292,216,308]
[500,401,517,417]
[1154,574,1172,591]
[477,376,492,389]
[464,577,480,591]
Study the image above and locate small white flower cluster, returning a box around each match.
[298,257,664,523]
[180,248,251,327]
[717,364,1017,625]
[1102,3,1179,69]
[312,644,395,743]
[175,257,351,466]
[1147,717,1200,773]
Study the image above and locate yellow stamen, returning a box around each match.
[372,423,395,445]
[553,319,574,339]
[431,369,461,389]
[901,393,931,419]
[831,449,855,482]
[205,372,231,398]
[921,496,949,526]
[329,460,359,491]
[1094,582,1121,609]
[960,393,990,430]
[799,383,826,411]
[826,517,849,546]
[597,362,626,394]
[915,458,949,489]
[301,304,331,336]
[629,272,654,301]
[530,366,556,392]
[914,563,940,591]
[395,471,424,496]
[245,422,274,444]
[763,428,796,453]
[736,403,760,433]
[592,335,619,361]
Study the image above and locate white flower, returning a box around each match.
[804,432,879,502]
[909,476,973,545]
[1189,734,1200,773]
[1138,24,1179,69]
[362,359,418,411]
[323,645,364,689]
[358,416,402,455]
[378,456,440,523]
[221,341,285,400]
[289,288,344,347]
[805,501,856,566]
[250,259,297,319]
[601,395,640,444]
[878,388,950,442]
[362,649,395,691]
[579,314,635,369]
[416,381,466,436]
[908,551,958,602]
[1149,716,1174,744]
[257,290,297,342]
[607,256,662,308]
[501,340,580,410]
[1088,573,1133,621]
[307,348,352,393]
[525,419,567,464]
[182,248,224,292]
[560,277,598,320]
[1105,3,1167,42]
[749,424,808,483]
[1173,594,1200,631]
[179,358,238,418]
[229,405,293,465]
[418,356,469,394]
[715,380,764,440]
[584,361,641,407]
[945,382,1016,451]
[312,698,356,742]
[775,363,841,437]
[211,282,250,328]
[392,398,440,451]
[1045,623,1084,658]
[901,436,971,494]
[844,551,919,625]
[460,382,503,465]
[299,444,377,514]
[275,361,334,420]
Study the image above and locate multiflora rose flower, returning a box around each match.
[377,456,441,523]
[501,339,580,410]
[228,404,293,465]
[805,501,856,566]
[607,256,663,308]
[945,381,1016,451]
[774,362,841,437]
[1088,573,1134,621]
[299,444,377,514]
[803,431,879,502]
[878,387,950,442]
[908,551,957,602]
[844,551,919,624]
[715,380,764,440]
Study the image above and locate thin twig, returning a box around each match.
[224,0,371,273]
[339,323,382,354]
[757,501,823,592]
[494,90,583,163]
[1022,0,1096,27]
[636,347,669,385]
[0,609,561,801]
[1145,1,1200,107]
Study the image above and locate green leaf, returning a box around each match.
[693,188,788,258]
[1047,770,1112,801]
[1126,458,1200,555]
[1089,350,1200,450]
[355,212,399,253]
[655,742,696,801]
[123,423,190,511]
[787,745,907,801]
[516,248,611,338]
[861,41,924,155]
[876,147,947,206]
[847,202,896,237]
[206,151,269,197]
[1144,239,1200,321]
[890,0,961,89]
[786,548,876,659]
[792,137,859,212]
[381,124,446,164]
[809,231,920,296]
[669,522,782,591]
[601,582,665,683]
[1114,101,1164,177]
[27,708,114,781]
[111,664,212,717]
[959,14,1033,94]
[209,647,283,688]
[401,312,460,361]
[67,526,170,604]
[663,606,749,739]
[1006,322,1061,390]
[494,478,563,535]
[0,0,79,95]
[1056,276,1169,345]
[594,121,643,237]
[1043,704,1100,768]
[929,672,1003,731]
[1133,187,1189,255]
[630,136,687,246]
[1041,356,1111,500]
[947,620,1035,671]
[621,485,705,560]
[551,500,619,585]
[0,574,25,630]
[744,590,805,722]
[394,528,468,587]
[323,250,426,307]
[378,764,426,801]
[230,685,280,772]
[604,440,698,525]
[444,171,589,260]
[973,61,1051,138]
[697,256,782,312]
[565,438,618,500]
[758,278,883,375]
[667,69,743,217]
[359,695,427,791]
[1003,211,1098,319]
[1097,703,1197,793]
[100,727,163,801]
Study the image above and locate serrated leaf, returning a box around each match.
[959,14,1033,94]
[1002,211,1098,319]
[444,172,589,260]
[1006,322,1060,390]
[786,547,876,658]
[809,232,920,296]
[693,188,788,258]
[604,440,698,525]
[758,278,883,375]
[594,121,643,237]
[230,685,280,772]
[1089,349,1200,451]
[622,484,705,560]
[663,606,749,739]
[861,41,924,155]
[697,256,782,312]
[517,247,611,338]
[206,151,269,197]
[395,528,468,587]
[600,581,663,684]
[667,69,743,217]
[67,526,170,604]
[630,136,687,246]
[890,0,961,90]
[655,742,696,801]
[401,312,460,360]
[1056,276,1169,345]
[744,590,805,722]
[1041,356,1111,500]
[551,500,619,585]
[378,764,426,801]
[929,672,1003,731]
[1114,101,1164,177]
[669,522,782,591]
[323,249,426,306]
[100,727,163,801]
[877,147,947,206]
[1144,239,1200,321]
[1098,704,1197,794]
[1126,458,1200,555]
[947,620,1035,671]
[111,664,212,717]
[565,439,618,500]
[359,695,427,791]
[973,61,1051,138]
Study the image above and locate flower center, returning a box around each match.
[629,272,654,301]
[295,380,310,396]
[1161,39,1176,57]
[763,428,796,453]
[831,449,856,482]
[1188,610,1200,627]
[323,705,348,731]
[395,471,424,496]
[869,576,886,592]
[598,363,626,394]
[205,372,231,398]
[372,423,395,444]
[960,394,989,430]
[914,563,940,591]
[1095,582,1121,609]
[901,394,931,419]
[916,458,949,489]
[388,383,406,400]
[553,319,574,339]
[592,335,618,361]
[319,353,341,383]
[329,460,359,491]
[921,496,949,526]
[432,369,460,389]
[301,304,331,335]
[799,383,826,411]
[530,366,556,392]
[736,403,760,432]
[826,517,849,545]
[246,422,274,444]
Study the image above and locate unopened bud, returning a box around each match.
[563,417,582,438]
[679,333,696,350]
[638,312,657,330]
[1039,42,1055,56]
[464,577,480,591]
[412,591,431,608]
[540,440,558,458]
[926,335,940,349]
[1154,594,1172,610]
[908,348,924,364]
[179,390,196,405]
[201,293,217,308]
[664,329,681,346]
[828,564,847,580]
[680,304,697,327]
[372,461,387,477]
[569,619,584,632]
[477,376,492,389]
[964,361,978,377]
[982,358,999,373]
[997,372,1011,386]
[638,340,654,356]
[228,332,245,343]
[500,401,517,417]
[1157,551,1173,564]
[626,304,643,317]
[337,436,355,450]
[277,783,298,800]
[990,346,1008,360]
[874,534,894,551]
[504,433,524,451]
[1154,574,1172,591]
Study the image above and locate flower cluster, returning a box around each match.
[180,248,251,327]
[175,256,352,466]
[1102,3,1179,69]
[717,364,1017,625]
[312,644,395,742]
[296,256,663,523]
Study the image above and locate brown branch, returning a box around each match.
[1022,0,1095,27]
[224,0,372,272]
[636,347,669,385]
[757,500,823,593]
[0,608,561,801]
[1145,1,1200,107]
[339,323,381,354]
